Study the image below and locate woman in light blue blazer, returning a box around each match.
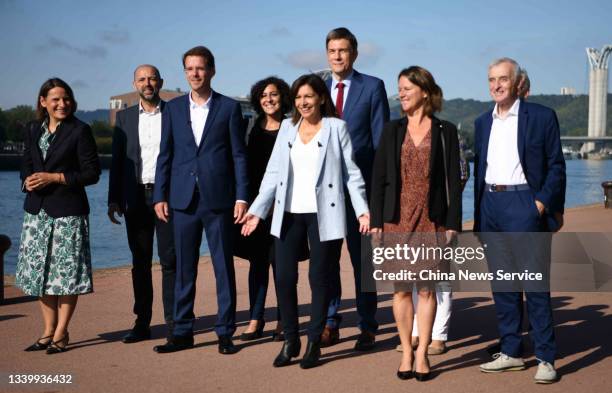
[241,74,370,369]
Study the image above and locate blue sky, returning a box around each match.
[1,0,610,110]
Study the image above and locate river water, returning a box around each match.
[1,160,611,274]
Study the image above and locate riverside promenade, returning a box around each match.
[1,204,611,393]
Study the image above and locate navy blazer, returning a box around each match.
[473,100,566,232]
[326,70,390,189]
[108,101,166,211]
[153,91,248,210]
[21,117,101,218]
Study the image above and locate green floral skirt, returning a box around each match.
[16,209,93,296]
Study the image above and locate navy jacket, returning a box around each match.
[326,70,390,190]
[153,91,248,210]
[108,101,166,211]
[21,117,101,217]
[473,100,566,232]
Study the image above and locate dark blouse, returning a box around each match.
[247,122,279,201]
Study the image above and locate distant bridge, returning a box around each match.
[560,136,612,143]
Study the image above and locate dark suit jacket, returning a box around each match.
[326,70,390,190]
[108,101,166,211]
[153,91,248,210]
[21,117,101,218]
[370,116,462,231]
[473,100,566,232]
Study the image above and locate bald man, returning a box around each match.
[108,65,176,343]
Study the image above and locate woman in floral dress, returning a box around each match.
[17,78,100,354]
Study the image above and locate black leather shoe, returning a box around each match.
[397,370,414,380]
[240,320,265,341]
[354,331,376,351]
[153,335,194,353]
[414,371,431,381]
[122,327,151,343]
[218,336,238,355]
[24,334,53,352]
[299,341,321,369]
[273,339,301,367]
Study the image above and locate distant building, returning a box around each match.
[560,87,576,96]
[109,88,186,125]
[109,89,256,127]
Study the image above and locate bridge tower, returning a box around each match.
[584,45,612,153]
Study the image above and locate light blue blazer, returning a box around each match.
[248,117,368,242]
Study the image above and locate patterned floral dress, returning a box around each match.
[384,129,446,288]
[16,123,93,296]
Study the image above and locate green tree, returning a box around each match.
[90,120,113,138]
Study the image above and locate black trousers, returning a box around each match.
[125,186,176,327]
[275,213,342,343]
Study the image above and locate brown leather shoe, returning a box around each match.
[320,326,339,347]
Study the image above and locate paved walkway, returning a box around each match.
[1,205,611,392]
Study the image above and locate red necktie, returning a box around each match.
[335,82,344,118]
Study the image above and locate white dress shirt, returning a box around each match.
[330,70,354,113]
[138,101,162,184]
[189,91,211,147]
[485,99,527,185]
[286,130,321,213]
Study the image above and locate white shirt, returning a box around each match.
[330,70,354,113]
[138,102,162,184]
[485,99,527,185]
[189,91,211,146]
[286,130,322,213]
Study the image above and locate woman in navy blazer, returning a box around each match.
[241,74,370,369]
[17,78,100,354]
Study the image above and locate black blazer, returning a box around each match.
[21,117,101,218]
[108,101,165,211]
[370,116,462,231]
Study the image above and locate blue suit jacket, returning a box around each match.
[473,100,566,232]
[248,117,368,242]
[326,70,390,189]
[153,91,248,210]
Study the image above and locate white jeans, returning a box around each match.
[411,282,452,341]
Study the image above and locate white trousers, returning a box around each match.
[411,282,452,341]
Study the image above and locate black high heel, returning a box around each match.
[46,333,69,355]
[24,334,54,352]
[397,370,414,380]
[299,341,321,369]
[414,371,431,381]
[240,320,265,341]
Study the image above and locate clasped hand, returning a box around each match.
[24,172,59,191]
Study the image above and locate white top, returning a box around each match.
[286,130,322,213]
[485,99,527,185]
[189,91,211,147]
[138,101,162,184]
[330,70,354,112]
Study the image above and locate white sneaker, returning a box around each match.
[534,361,557,384]
[480,353,525,373]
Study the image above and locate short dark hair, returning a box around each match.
[397,66,443,116]
[36,78,77,121]
[290,74,337,124]
[326,27,358,51]
[182,45,215,69]
[249,76,292,121]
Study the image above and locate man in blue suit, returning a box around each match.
[474,57,565,383]
[152,46,248,355]
[323,27,390,350]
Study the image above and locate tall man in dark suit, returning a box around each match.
[323,27,390,350]
[108,65,176,343]
[473,58,565,384]
[152,46,248,355]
